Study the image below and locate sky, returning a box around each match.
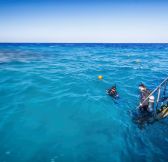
[0,0,168,43]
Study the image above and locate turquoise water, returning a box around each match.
[0,43,168,162]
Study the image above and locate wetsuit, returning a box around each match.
[107,87,119,98]
[140,89,150,111]
[109,90,118,97]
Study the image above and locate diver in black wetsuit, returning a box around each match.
[106,85,119,99]
[132,84,154,128]
[139,83,151,111]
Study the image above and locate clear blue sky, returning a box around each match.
[0,0,168,43]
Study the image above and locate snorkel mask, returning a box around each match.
[139,86,144,91]
[139,83,146,92]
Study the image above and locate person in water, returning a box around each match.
[107,85,119,98]
[139,83,151,111]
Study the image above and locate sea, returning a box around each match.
[0,43,168,162]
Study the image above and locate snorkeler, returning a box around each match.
[139,83,151,111]
[106,85,119,99]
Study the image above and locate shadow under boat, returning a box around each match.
[132,103,168,128]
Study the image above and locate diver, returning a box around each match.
[139,83,153,112]
[132,83,155,128]
[106,85,119,99]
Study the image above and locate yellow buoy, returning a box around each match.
[98,75,103,80]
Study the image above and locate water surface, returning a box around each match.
[0,43,168,162]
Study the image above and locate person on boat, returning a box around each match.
[139,83,151,111]
[107,85,119,98]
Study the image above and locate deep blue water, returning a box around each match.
[0,43,168,162]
